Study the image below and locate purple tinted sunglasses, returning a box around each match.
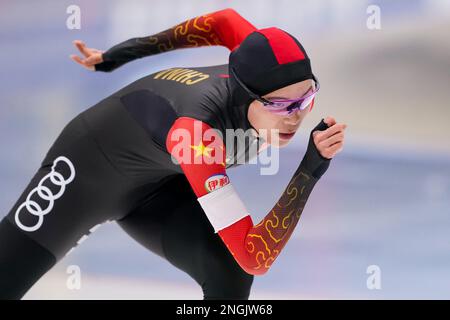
[231,67,320,115]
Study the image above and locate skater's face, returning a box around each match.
[248,79,315,148]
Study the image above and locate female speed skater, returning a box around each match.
[0,8,347,299]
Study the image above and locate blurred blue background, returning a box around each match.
[1,0,450,299]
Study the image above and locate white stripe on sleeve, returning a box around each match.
[197,183,250,233]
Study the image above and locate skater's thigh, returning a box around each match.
[4,114,129,260]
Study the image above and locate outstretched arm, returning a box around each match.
[93,8,256,72]
[165,117,341,275]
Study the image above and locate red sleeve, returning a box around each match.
[163,7,257,51]
[96,8,257,72]
[166,117,309,275]
[141,7,257,52]
[206,8,257,51]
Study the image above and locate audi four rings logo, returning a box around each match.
[15,156,76,232]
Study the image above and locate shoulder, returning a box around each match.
[151,64,234,131]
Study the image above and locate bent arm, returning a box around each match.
[218,165,319,275]
[96,8,257,72]
[166,117,329,275]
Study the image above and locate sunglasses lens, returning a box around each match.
[286,101,300,112]
[299,94,315,110]
[264,89,318,115]
[269,101,290,109]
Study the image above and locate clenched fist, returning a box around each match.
[313,116,347,159]
[299,117,347,179]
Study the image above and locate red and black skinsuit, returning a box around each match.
[0,8,330,300]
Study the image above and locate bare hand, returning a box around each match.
[312,116,347,159]
[70,40,103,71]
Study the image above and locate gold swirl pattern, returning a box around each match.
[243,169,316,273]
[246,241,255,253]
[186,34,213,46]
[193,15,213,32]
[247,234,271,256]
[143,13,223,54]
